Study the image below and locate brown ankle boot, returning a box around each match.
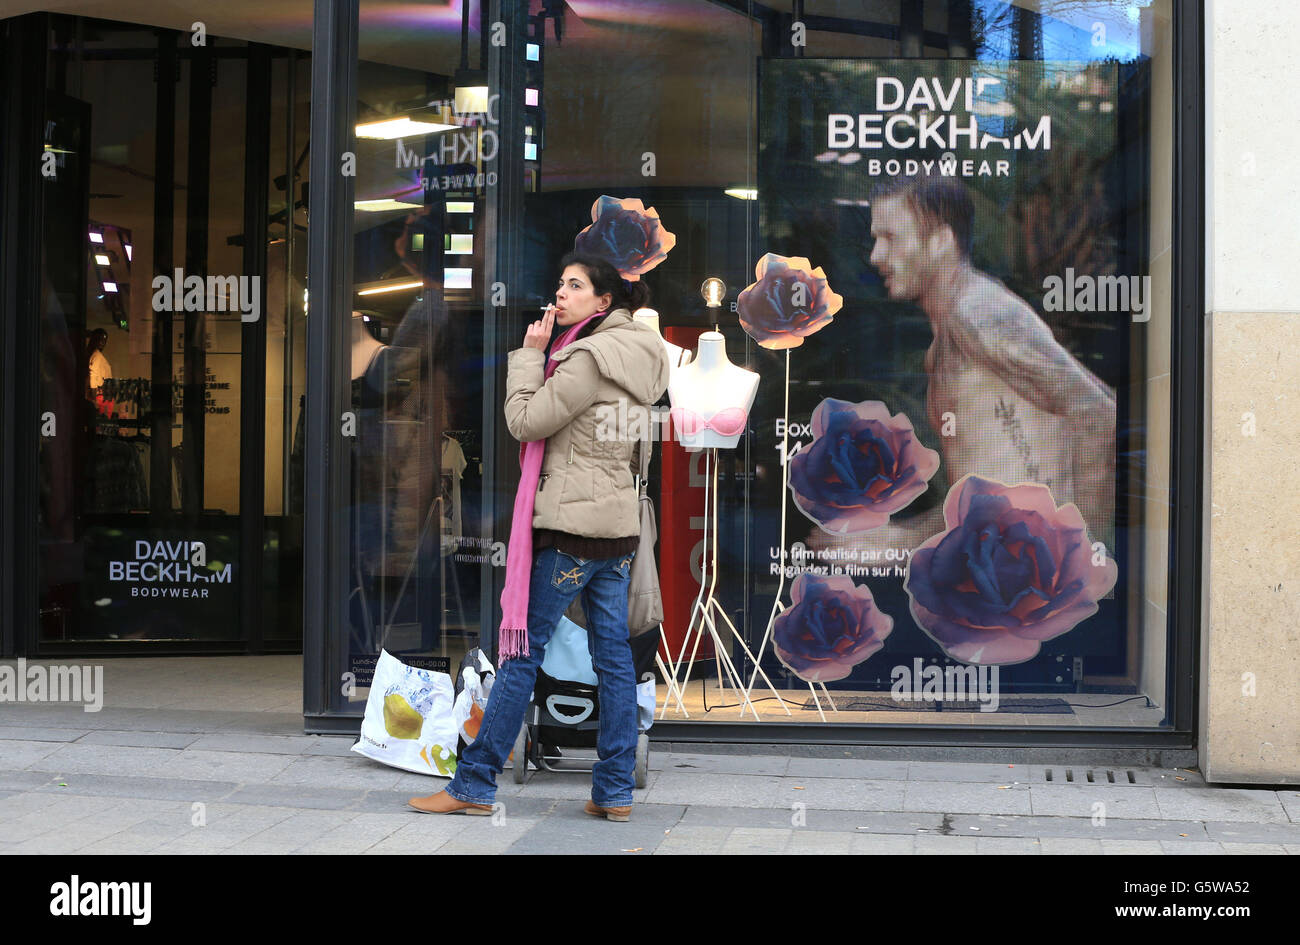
[409,790,493,815]
[583,799,632,822]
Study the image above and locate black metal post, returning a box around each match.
[0,14,48,657]
[1169,0,1205,738]
[182,41,213,520]
[303,0,358,723]
[481,0,531,664]
[240,43,272,650]
[151,31,177,517]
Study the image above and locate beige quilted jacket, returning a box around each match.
[505,308,670,538]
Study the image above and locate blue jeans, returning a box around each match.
[445,547,638,808]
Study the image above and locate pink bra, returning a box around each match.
[670,406,748,438]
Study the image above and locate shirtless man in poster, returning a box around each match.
[809,176,1115,554]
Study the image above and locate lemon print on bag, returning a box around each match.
[383,692,424,740]
[420,743,458,777]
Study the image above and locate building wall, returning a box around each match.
[1201,0,1300,783]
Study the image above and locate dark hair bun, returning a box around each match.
[559,252,652,313]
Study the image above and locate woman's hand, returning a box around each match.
[523,305,556,350]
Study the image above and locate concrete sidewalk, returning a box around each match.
[1,703,1296,854]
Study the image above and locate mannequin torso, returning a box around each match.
[633,308,691,374]
[667,331,759,450]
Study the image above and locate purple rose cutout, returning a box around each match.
[789,399,941,535]
[904,475,1119,666]
[573,196,676,280]
[736,254,843,350]
[773,573,893,683]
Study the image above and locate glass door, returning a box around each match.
[30,13,306,652]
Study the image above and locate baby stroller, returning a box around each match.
[512,616,658,788]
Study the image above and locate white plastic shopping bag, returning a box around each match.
[352,649,458,777]
[452,648,495,750]
[636,672,656,733]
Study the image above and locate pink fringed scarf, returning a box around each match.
[497,311,604,662]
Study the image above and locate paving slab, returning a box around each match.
[0,814,61,843]
[0,770,62,792]
[643,772,789,809]
[1219,842,1287,854]
[848,833,916,854]
[904,780,1033,815]
[1099,839,1165,854]
[76,730,201,750]
[1201,820,1300,843]
[1154,788,1288,823]
[506,774,624,801]
[221,841,308,855]
[74,835,173,855]
[720,826,793,854]
[295,819,412,854]
[975,836,1042,854]
[221,783,368,811]
[653,824,731,854]
[187,804,300,837]
[503,812,673,855]
[1038,837,1105,854]
[662,752,790,776]
[155,748,299,783]
[303,738,363,757]
[29,743,183,777]
[29,772,240,803]
[0,793,67,819]
[149,832,248,854]
[787,830,856,854]
[787,777,907,812]
[269,755,405,791]
[914,834,979,854]
[785,757,910,780]
[908,761,1029,783]
[186,733,323,755]
[240,810,358,846]
[1159,840,1225,854]
[678,804,943,833]
[0,739,68,768]
[1274,791,1300,823]
[431,817,542,855]
[1029,784,1162,819]
[947,813,1208,842]
[0,726,86,743]
[369,815,481,847]
[1,706,189,731]
[94,815,192,846]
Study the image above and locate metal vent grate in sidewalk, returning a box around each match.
[1043,768,1140,784]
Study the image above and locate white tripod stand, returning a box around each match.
[741,350,839,720]
[662,447,790,720]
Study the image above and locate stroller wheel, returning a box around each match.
[512,723,528,784]
[634,733,649,789]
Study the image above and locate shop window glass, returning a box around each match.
[330,0,1176,730]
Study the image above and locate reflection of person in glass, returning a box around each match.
[86,328,114,417]
[864,176,1115,548]
[409,254,669,819]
